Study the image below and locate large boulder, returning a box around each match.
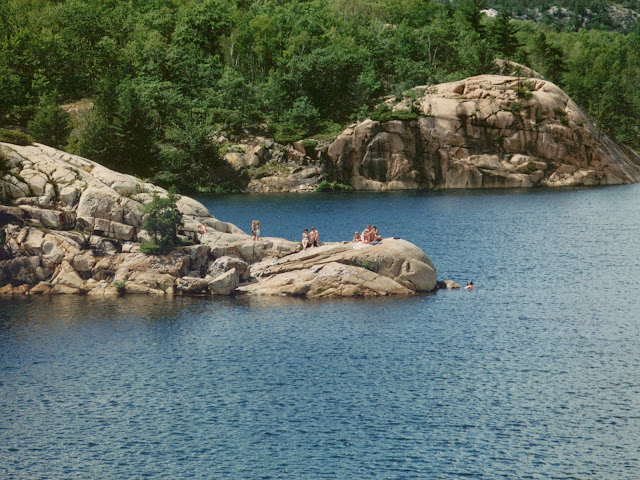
[240,261,413,297]
[208,256,250,281]
[208,268,239,295]
[327,75,640,190]
[238,238,437,298]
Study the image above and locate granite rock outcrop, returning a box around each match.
[0,142,437,297]
[327,75,640,190]
[219,136,326,193]
[240,239,437,297]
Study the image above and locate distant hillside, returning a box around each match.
[480,0,640,31]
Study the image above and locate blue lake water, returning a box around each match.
[3,186,640,478]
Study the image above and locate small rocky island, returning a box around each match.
[0,142,437,297]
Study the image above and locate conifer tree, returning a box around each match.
[489,10,521,58]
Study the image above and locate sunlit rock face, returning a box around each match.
[328,75,640,190]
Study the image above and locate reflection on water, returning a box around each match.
[3,186,640,478]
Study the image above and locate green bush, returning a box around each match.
[112,280,126,294]
[553,107,567,117]
[28,104,72,149]
[514,87,533,99]
[0,128,33,146]
[140,241,163,255]
[317,180,353,192]
[369,103,419,123]
[510,101,522,114]
[361,261,374,271]
[0,151,9,175]
[141,188,184,255]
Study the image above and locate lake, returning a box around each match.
[2,186,640,478]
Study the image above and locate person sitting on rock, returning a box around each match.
[310,227,319,247]
[302,229,310,250]
[464,281,474,290]
[362,225,371,244]
[372,226,382,243]
[352,231,361,242]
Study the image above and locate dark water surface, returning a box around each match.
[3,186,640,479]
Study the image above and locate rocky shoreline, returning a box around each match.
[220,74,640,193]
[0,142,437,297]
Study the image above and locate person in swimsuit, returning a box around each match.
[352,231,361,242]
[362,225,371,244]
[252,220,261,241]
[372,226,382,242]
[464,281,474,290]
[302,229,310,250]
[310,227,319,247]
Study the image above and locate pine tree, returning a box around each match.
[28,100,72,150]
[489,10,521,59]
[458,0,487,36]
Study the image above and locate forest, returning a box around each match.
[1,0,640,191]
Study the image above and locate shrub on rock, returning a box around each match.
[141,188,184,254]
[0,128,33,146]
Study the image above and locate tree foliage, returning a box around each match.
[141,188,184,254]
[28,100,72,149]
[1,0,640,186]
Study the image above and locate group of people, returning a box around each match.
[301,227,320,250]
[246,218,477,290]
[352,224,382,244]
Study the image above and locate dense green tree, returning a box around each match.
[75,76,120,166]
[457,0,487,35]
[112,80,158,177]
[28,100,72,149]
[141,187,184,254]
[208,66,260,132]
[489,10,522,58]
[273,96,320,144]
[156,113,241,192]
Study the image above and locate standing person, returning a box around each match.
[310,227,319,247]
[252,220,261,241]
[302,229,310,250]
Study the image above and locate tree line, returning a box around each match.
[1,0,639,191]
